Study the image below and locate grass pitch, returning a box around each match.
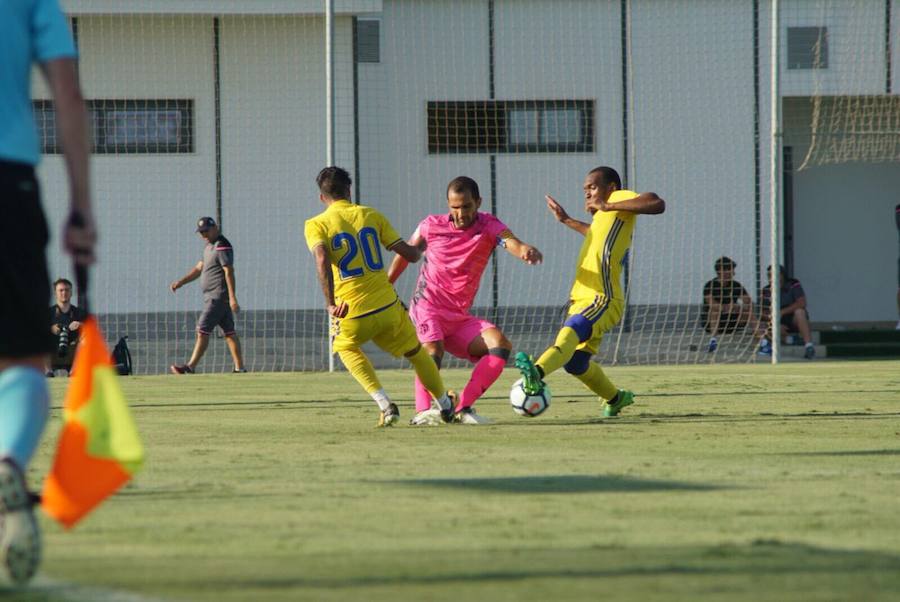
[8,360,900,601]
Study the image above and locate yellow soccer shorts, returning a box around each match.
[331,300,421,358]
[564,295,624,355]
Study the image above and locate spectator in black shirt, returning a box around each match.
[702,256,763,353]
[47,278,86,375]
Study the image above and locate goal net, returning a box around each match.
[34,1,891,373]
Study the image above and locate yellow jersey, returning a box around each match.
[568,190,638,303]
[304,200,404,319]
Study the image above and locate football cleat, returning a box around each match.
[377,403,400,427]
[602,390,635,418]
[169,364,194,374]
[454,407,492,425]
[804,344,816,360]
[514,352,545,396]
[434,392,457,423]
[409,408,444,426]
[707,337,718,353]
[0,459,41,586]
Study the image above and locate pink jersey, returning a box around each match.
[411,212,508,313]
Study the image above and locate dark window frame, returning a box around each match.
[427,99,594,154]
[787,26,829,70]
[33,99,194,154]
[355,18,380,63]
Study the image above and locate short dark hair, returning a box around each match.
[446,176,481,200]
[588,166,622,190]
[766,264,787,279]
[714,256,736,271]
[316,166,352,200]
[53,278,73,289]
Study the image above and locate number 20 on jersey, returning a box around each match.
[331,227,384,279]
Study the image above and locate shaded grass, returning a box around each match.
[4,360,900,601]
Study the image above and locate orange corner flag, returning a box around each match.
[42,317,144,528]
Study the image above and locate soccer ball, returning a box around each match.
[509,378,550,417]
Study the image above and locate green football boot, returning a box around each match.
[514,352,545,396]
[602,390,634,417]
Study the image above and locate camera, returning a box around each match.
[57,326,70,358]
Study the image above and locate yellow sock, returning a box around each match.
[407,346,446,400]
[338,348,381,394]
[574,362,618,401]
[536,327,581,377]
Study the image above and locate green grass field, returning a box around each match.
[8,360,900,601]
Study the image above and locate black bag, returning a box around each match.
[112,336,133,376]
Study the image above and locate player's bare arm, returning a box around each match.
[545,195,590,235]
[598,192,666,214]
[388,237,426,264]
[222,265,240,313]
[311,244,348,318]
[387,232,425,283]
[170,261,203,292]
[501,231,543,265]
[42,58,96,265]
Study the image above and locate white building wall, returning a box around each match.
[34,15,355,314]
[782,0,889,97]
[218,15,356,311]
[359,0,493,307]
[35,15,217,316]
[630,0,758,306]
[31,1,896,322]
[492,0,622,308]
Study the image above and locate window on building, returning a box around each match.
[427,100,594,154]
[787,26,828,69]
[356,19,380,63]
[33,99,194,154]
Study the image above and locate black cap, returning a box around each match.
[196,216,217,232]
[714,256,736,270]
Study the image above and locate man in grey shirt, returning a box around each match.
[169,217,245,373]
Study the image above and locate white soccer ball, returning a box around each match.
[509,378,551,417]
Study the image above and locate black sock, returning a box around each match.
[608,392,619,405]
[537,365,545,379]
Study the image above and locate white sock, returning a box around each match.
[805,342,814,348]
[435,393,452,411]
[370,388,392,411]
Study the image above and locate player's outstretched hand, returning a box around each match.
[522,246,543,265]
[545,195,569,222]
[63,209,96,266]
[328,302,349,318]
[169,280,180,293]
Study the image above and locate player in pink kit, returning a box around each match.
[388,176,542,424]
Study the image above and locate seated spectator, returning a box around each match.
[47,278,87,376]
[761,265,815,359]
[702,256,763,353]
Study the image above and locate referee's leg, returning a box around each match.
[0,162,52,585]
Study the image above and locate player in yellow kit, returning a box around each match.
[304,166,456,426]
[515,166,665,417]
